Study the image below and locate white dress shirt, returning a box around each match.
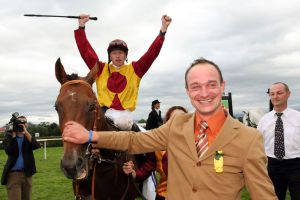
[257,108,300,159]
[155,108,160,115]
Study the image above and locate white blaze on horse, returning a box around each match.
[242,108,266,128]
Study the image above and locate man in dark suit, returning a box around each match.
[146,99,163,130]
[1,115,40,200]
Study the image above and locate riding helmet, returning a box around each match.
[107,39,128,55]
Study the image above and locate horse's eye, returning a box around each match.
[88,102,96,112]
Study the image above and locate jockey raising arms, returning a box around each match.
[75,14,172,130]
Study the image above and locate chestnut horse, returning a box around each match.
[55,58,137,200]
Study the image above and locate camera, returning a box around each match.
[6,112,27,132]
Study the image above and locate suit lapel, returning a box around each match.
[200,116,239,161]
[183,113,199,161]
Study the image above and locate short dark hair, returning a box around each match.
[184,57,223,88]
[17,116,27,124]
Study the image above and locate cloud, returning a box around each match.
[1,0,300,126]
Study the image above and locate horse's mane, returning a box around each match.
[67,73,79,80]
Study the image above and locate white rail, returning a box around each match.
[37,138,62,160]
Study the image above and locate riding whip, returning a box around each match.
[24,14,98,20]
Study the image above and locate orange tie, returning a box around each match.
[195,121,209,158]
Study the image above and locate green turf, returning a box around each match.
[0,147,73,200]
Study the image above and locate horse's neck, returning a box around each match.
[94,114,118,131]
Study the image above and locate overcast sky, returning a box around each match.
[1,0,300,126]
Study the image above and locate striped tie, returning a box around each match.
[195,121,209,158]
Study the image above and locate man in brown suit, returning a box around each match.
[63,58,277,200]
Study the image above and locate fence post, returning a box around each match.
[44,140,47,160]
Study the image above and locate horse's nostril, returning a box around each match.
[76,157,84,169]
[61,159,76,179]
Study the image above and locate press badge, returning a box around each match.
[214,150,224,173]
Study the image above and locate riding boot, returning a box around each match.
[131,123,141,132]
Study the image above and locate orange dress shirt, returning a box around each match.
[194,109,227,145]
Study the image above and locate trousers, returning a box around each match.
[6,171,32,200]
[267,157,300,200]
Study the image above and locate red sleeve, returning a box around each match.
[132,34,165,78]
[135,152,157,182]
[74,28,105,75]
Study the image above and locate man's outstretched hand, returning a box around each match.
[63,121,91,144]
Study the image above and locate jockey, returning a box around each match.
[75,14,172,130]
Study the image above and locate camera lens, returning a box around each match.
[12,112,19,118]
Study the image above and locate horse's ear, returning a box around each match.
[55,58,68,85]
[86,62,99,85]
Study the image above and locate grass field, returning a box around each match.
[0,147,73,200]
[0,147,291,199]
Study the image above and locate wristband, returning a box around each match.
[88,130,93,143]
[159,30,166,36]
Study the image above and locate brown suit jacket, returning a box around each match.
[97,113,277,200]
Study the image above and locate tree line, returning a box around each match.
[0,122,61,140]
[27,122,61,137]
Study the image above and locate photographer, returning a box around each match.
[1,113,40,200]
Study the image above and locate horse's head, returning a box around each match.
[55,58,101,180]
[242,108,266,128]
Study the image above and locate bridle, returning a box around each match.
[59,80,98,200]
[60,80,145,200]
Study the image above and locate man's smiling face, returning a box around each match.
[186,63,225,119]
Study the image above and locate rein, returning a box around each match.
[84,115,147,200]
[86,148,147,200]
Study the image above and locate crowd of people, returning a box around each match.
[1,12,300,200]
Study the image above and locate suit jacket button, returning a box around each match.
[196,162,201,166]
